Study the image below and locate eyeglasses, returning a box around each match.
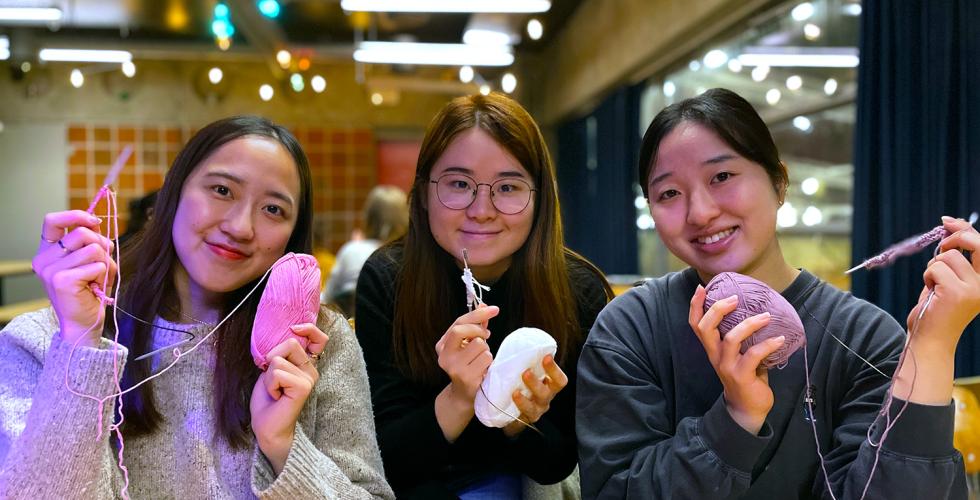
[429,173,537,215]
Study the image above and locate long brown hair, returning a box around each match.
[392,93,612,385]
[112,116,313,447]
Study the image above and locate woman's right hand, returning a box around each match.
[435,305,499,403]
[32,210,116,347]
[433,305,499,442]
[689,285,783,435]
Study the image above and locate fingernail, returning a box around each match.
[696,284,704,292]
[759,312,771,319]
[290,325,301,332]
[726,295,739,303]
[88,215,100,224]
[942,216,954,223]
[773,335,785,343]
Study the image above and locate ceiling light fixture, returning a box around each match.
[823,78,838,95]
[526,19,543,40]
[208,67,224,84]
[311,75,326,93]
[341,0,550,13]
[738,47,858,68]
[702,49,728,69]
[791,2,814,21]
[70,69,84,88]
[40,49,133,63]
[0,36,8,61]
[0,7,62,22]
[501,73,517,93]
[354,42,513,66]
[459,65,474,83]
[259,84,274,101]
[258,0,281,18]
[276,49,291,68]
[463,29,513,46]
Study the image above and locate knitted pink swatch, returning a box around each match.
[703,272,806,369]
[250,252,321,369]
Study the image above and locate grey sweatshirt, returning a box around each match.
[0,307,395,499]
[577,268,965,499]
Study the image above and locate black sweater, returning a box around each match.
[577,268,966,499]
[356,244,609,499]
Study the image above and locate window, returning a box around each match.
[636,0,861,289]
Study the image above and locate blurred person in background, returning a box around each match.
[323,185,409,317]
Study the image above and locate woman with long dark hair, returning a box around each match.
[576,88,977,499]
[356,93,613,499]
[0,116,393,498]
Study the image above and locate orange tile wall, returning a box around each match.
[67,123,376,253]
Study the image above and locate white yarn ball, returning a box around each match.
[474,327,557,428]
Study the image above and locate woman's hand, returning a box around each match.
[896,216,980,405]
[689,285,784,435]
[502,354,568,437]
[32,210,115,347]
[433,305,499,442]
[250,323,328,475]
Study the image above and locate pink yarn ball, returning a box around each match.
[702,272,805,369]
[250,253,321,369]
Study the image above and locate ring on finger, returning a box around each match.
[57,239,70,254]
[306,351,321,362]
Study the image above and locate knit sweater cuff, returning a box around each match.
[42,333,128,413]
[699,396,771,474]
[253,424,338,499]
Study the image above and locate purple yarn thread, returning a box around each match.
[703,272,806,369]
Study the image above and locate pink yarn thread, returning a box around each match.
[61,186,133,498]
[250,253,321,369]
[703,272,806,369]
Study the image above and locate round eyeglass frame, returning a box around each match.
[429,173,538,215]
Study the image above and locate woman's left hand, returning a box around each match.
[250,323,329,474]
[502,354,568,437]
[897,216,980,405]
[906,217,980,350]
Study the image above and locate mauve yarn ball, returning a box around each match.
[703,272,806,369]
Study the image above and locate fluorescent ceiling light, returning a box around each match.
[39,49,133,63]
[463,29,514,46]
[341,0,550,13]
[354,42,513,66]
[0,36,8,61]
[737,47,858,68]
[0,7,62,22]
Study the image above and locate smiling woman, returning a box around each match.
[576,88,979,499]
[355,93,613,499]
[0,116,394,499]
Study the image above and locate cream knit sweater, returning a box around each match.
[0,307,394,499]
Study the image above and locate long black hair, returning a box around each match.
[638,88,788,199]
[113,115,313,447]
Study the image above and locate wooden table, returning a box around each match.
[0,260,35,305]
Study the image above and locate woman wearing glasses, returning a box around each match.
[355,93,613,499]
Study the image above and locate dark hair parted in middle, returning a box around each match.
[114,115,314,447]
[637,88,789,200]
[391,92,612,385]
